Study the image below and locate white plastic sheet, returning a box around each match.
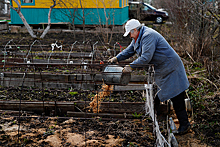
[144,84,171,147]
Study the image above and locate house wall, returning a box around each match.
[10,0,129,25]
[11,0,123,8]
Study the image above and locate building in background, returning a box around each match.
[9,0,129,26]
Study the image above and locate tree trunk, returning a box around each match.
[40,0,56,38]
[11,0,56,39]
[11,0,36,38]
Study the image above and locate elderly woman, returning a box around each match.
[109,19,191,135]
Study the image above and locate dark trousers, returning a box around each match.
[155,91,189,126]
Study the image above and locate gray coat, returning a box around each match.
[116,26,189,102]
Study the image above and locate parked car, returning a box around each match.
[129,1,169,24]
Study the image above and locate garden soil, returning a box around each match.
[0,31,217,146]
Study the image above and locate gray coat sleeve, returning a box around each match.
[130,32,156,68]
[116,40,136,61]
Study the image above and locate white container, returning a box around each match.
[185,98,192,112]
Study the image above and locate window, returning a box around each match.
[21,0,35,5]
[129,4,138,10]
[23,0,33,3]
[143,6,150,11]
[143,3,156,10]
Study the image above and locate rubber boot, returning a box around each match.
[154,96,161,116]
[175,110,191,135]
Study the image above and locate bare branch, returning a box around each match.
[10,0,37,38]
[188,75,219,92]
[40,0,56,38]
[207,9,220,24]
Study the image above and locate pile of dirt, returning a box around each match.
[0,116,210,147]
[0,116,154,146]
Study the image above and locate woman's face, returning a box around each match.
[130,28,139,40]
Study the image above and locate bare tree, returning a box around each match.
[154,0,219,61]
[94,0,116,44]
[79,0,86,41]
[9,0,56,38]
[55,0,78,39]
[55,0,87,41]
[53,0,118,44]
[40,0,56,38]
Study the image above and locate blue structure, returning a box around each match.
[10,0,129,26]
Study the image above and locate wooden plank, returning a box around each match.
[0,52,92,58]
[67,111,138,119]
[0,23,8,30]
[1,73,147,83]
[0,100,169,117]
[0,110,34,116]
[0,100,75,116]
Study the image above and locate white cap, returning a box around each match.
[123,19,141,37]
